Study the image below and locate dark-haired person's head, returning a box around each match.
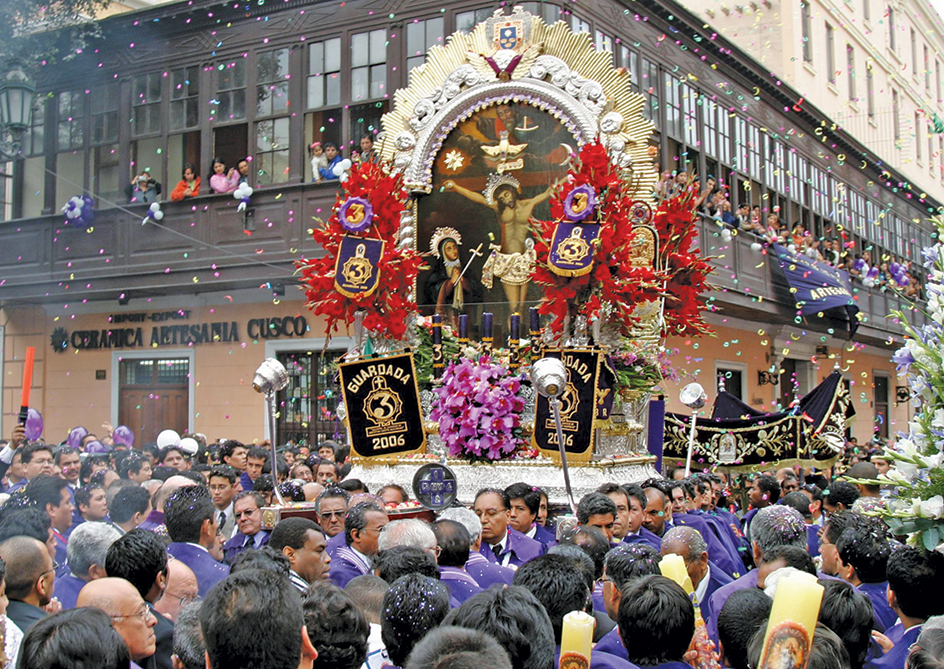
[757,545,817,588]
[432,519,471,568]
[75,484,108,522]
[374,545,439,583]
[25,474,74,533]
[601,543,662,621]
[381,574,451,667]
[717,588,772,669]
[443,585,554,669]
[164,485,217,548]
[119,453,153,483]
[269,517,330,586]
[818,579,874,669]
[835,520,891,585]
[172,601,205,669]
[576,492,617,542]
[230,545,292,577]
[566,525,609,580]
[844,462,882,496]
[820,509,861,576]
[344,501,387,555]
[513,553,591,643]
[405,625,513,669]
[473,488,510,547]
[21,442,55,480]
[780,491,813,520]
[0,505,55,560]
[378,484,410,507]
[200,569,316,669]
[748,474,780,508]
[618,575,695,667]
[315,486,350,538]
[824,481,861,515]
[18,607,131,669]
[302,581,369,669]
[504,482,541,535]
[105,528,168,603]
[887,545,944,623]
[109,485,152,530]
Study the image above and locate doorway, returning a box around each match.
[118,357,190,445]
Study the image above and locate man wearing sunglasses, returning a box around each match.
[223,492,271,565]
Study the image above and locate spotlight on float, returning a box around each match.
[252,358,290,505]
[679,382,708,477]
[531,357,576,513]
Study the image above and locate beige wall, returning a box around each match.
[2,298,335,445]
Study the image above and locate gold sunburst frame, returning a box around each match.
[377,5,658,197]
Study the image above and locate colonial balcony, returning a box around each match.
[0,182,927,349]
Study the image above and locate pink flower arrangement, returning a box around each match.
[430,356,526,461]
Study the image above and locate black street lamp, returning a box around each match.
[0,62,36,160]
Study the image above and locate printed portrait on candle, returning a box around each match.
[759,622,810,669]
[415,101,574,337]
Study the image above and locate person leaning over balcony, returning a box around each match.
[320,143,343,181]
[170,163,201,202]
[126,171,162,204]
[208,157,239,194]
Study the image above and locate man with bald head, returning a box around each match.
[78,577,158,665]
[153,558,198,623]
[661,525,732,623]
[139,475,199,535]
[0,536,56,633]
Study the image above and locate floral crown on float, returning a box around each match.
[429,227,462,257]
[483,173,521,206]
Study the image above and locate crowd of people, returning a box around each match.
[656,170,926,300]
[124,134,378,206]
[0,421,939,669]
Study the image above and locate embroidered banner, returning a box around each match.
[532,349,601,459]
[334,236,384,299]
[772,243,859,336]
[339,352,426,458]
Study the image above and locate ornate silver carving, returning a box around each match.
[347,456,659,506]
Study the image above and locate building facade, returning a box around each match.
[0,0,934,448]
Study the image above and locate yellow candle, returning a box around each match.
[659,554,694,595]
[758,572,824,669]
[559,610,594,669]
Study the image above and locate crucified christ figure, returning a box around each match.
[444,177,555,314]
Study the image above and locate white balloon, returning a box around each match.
[234,189,243,200]
[863,278,875,288]
[332,164,344,177]
[178,437,199,455]
[721,229,732,242]
[340,159,352,170]
[150,202,160,212]
[156,429,181,449]
[74,199,84,209]
[788,244,796,253]
[340,174,349,183]
[751,242,763,253]
[242,186,253,198]
[154,211,164,221]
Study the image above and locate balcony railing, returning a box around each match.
[0,183,927,346]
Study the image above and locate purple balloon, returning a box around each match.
[24,408,43,441]
[112,425,134,448]
[889,262,902,275]
[84,440,110,454]
[853,258,867,272]
[68,426,88,450]
[867,266,880,280]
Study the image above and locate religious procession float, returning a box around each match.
[278,5,854,507]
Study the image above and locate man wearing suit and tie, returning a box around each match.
[208,467,238,539]
[474,488,543,570]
